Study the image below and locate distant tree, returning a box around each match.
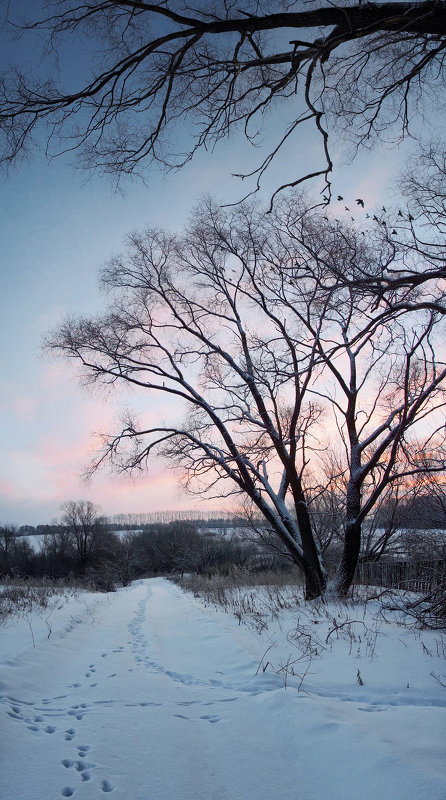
[41,527,77,578]
[48,195,446,598]
[0,525,18,575]
[108,531,142,586]
[61,500,107,572]
[1,1,446,199]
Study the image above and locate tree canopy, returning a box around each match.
[48,195,446,596]
[1,0,446,199]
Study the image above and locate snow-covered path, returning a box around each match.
[1,578,445,800]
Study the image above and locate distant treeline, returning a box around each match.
[0,520,287,590]
[13,494,446,537]
[15,517,260,537]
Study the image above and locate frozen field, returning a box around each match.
[0,578,445,800]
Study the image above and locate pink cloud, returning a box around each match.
[0,480,18,498]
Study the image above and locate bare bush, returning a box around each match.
[0,578,80,625]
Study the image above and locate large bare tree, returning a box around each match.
[48,196,446,597]
[1,0,446,199]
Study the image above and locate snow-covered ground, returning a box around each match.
[0,578,445,800]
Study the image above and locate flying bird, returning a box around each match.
[355,198,364,207]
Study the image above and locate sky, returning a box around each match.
[0,2,411,526]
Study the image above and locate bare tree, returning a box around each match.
[61,500,106,571]
[326,142,446,310]
[1,1,446,199]
[0,525,18,575]
[48,195,446,597]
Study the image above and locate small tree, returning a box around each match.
[61,500,107,572]
[0,525,18,576]
[48,196,446,598]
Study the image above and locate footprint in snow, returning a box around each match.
[7,710,23,720]
[75,760,95,772]
[61,787,75,797]
[62,758,96,773]
[101,779,114,793]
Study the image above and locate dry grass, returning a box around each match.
[173,569,304,632]
[0,578,80,624]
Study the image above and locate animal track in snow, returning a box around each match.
[100,779,115,792]
[61,787,75,797]
[125,701,162,708]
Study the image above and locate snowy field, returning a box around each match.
[0,577,445,800]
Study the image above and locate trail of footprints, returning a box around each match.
[2,595,239,797]
[61,742,115,796]
[61,655,117,795]
[1,659,117,797]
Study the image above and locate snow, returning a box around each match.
[0,578,445,800]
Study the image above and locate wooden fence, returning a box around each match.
[355,559,445,593]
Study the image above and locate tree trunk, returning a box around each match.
[335,520,362,596]
[303,561,326,600]
[294,493,327,600]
